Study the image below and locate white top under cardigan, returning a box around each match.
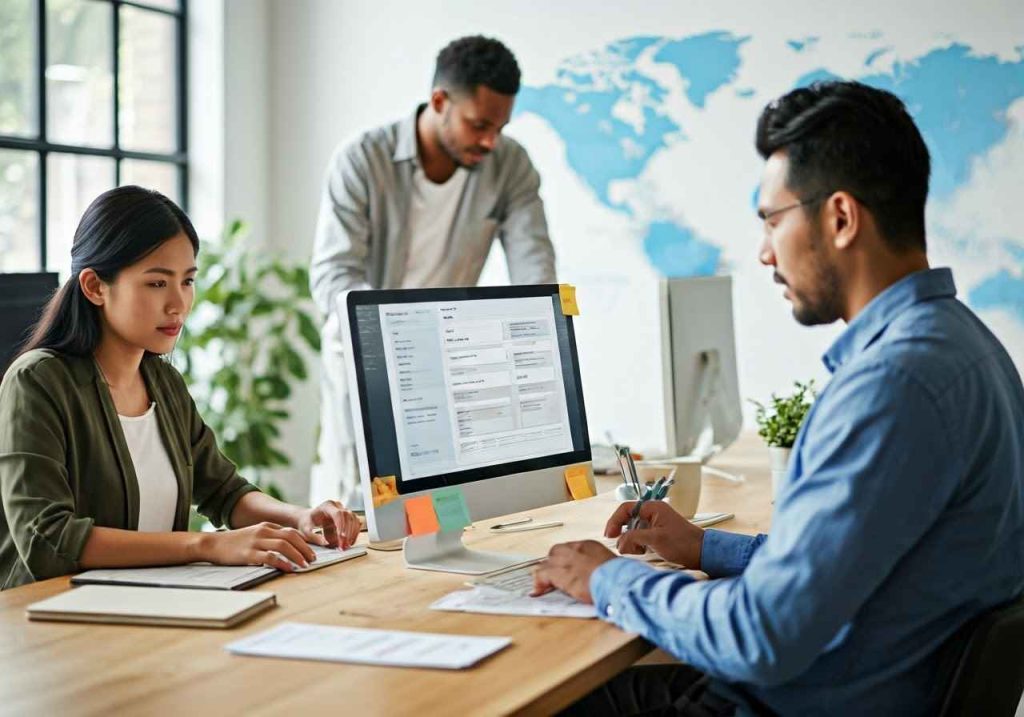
[118,403,178,532]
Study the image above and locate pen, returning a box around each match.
[490,517,532,530]
[627,484,655,531]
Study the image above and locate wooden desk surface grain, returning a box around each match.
[0,435,772,717]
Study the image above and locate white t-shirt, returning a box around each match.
[401,166,469,288]
[118,403,178,532]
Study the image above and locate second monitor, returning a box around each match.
[342,284,593,574]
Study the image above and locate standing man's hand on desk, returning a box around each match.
[605,501,705,568]
[531,541,617,604]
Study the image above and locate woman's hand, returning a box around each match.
[296,500,361,550]
[202,522,317,572]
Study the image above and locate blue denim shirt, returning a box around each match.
[591,268,1024,716]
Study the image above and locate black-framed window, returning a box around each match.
[0,0,188,278]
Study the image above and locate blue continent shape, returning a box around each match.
[516,32,747,210]
[795,44,1024,199]
[643,222,722,277]
[968,270,1024,323]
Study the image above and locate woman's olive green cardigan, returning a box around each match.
[0,349,259,589]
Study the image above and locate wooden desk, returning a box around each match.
[0,435,772,716]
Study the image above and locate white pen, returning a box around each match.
[490,517,533,530]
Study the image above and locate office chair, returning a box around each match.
[938,595,1024,717]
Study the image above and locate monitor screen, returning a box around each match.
[346,285,590,495]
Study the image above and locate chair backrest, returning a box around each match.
[939,595,1024,717]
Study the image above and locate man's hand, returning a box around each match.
[605,500,705,568]
[531,540,617,604]
[297,500,361,550]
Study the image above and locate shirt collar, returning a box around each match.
[823,267,956,373]
[392,104,426,164]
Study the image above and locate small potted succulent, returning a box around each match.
[751,381,816,500]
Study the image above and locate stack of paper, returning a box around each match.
[431,586,597,619]
[226,622,511,669]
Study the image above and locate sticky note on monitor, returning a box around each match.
[405,495,440,536]
[371,476,399,508]
[559,284,580,316]
[431,488,472,532]
[564,465,594,500]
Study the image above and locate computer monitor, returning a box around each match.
[659,276,742,459]
[342,285,593,574]
[0,273,59,377]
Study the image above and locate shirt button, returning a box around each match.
[606,605,615,617]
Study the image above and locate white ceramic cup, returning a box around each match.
[637,459,702,518]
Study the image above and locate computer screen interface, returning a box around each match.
[347,287,590,495]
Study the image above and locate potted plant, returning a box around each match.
[173,220,321,529]
[751,381,816,500]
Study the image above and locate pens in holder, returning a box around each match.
[617,446,642,496]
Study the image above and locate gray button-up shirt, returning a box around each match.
[310,104,557,324]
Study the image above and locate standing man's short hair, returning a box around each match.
[755,81,931,252]
[433,35,522,96]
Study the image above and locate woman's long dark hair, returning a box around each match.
[21,185,200,358]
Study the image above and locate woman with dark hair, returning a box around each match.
[0,185,360,590]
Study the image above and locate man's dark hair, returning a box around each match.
[433,35,521,96]
[756,81,931,252]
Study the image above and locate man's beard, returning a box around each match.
[780,226,844,326]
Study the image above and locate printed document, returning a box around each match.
[431,586,597,619]
[225,621,511,669]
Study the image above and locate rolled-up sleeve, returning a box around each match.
[497,142,556,284]
[310,142,374,318]
[0,366,93,579]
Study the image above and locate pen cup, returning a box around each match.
[638,459,702,518]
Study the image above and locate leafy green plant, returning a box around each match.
[750,381,816,448]
[174,220,321,516]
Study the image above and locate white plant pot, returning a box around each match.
[768,446,792,502]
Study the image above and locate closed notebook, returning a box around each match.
[26,586,276,628]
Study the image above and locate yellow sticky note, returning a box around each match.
[559,284,580,316]
[405,495,441,536]
[371,475,399,508]
[564,465,594,500]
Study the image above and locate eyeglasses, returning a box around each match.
[757,194,831,223]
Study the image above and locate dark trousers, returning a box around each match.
[560,664,738,717]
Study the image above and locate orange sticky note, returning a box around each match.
[405,495,441,536]
[371,475,399,508]
[559,284,580,316]
[565,465,594,500]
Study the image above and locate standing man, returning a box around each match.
[309,36,556,509]
[533,81,1024,716]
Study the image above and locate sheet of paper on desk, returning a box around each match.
[225,621,511,669]
[431,586,597,619]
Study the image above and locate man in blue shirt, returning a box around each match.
[533,81,1024,716]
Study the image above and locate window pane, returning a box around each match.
[46,0,114,147]
[120,6,177,153]
[0,150,40,272]
[0,0,38,137]
[121,159,179,204]
[46,153,115,278]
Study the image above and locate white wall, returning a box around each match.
[214,0,1024,502]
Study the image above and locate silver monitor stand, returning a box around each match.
[403,529,535,575]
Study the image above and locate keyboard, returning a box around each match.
[287,544,367,573]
